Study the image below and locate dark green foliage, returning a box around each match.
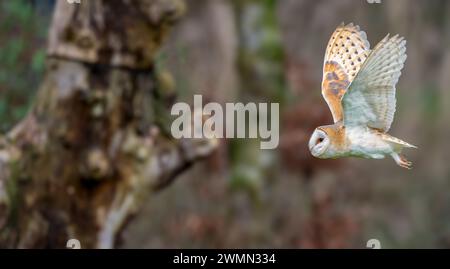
[0,0,50,132]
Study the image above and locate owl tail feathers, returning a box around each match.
[381,133,417,150]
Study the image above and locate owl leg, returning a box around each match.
[391,152,412,169]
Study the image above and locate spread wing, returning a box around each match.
[322,23,371,123]
[342,34,407,132]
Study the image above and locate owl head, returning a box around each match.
[308,128,330,158]
[308,124,345,158]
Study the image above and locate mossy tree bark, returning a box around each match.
[0,0,215,249]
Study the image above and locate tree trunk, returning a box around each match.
[0,0,215,249]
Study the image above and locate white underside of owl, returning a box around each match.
[345,126,392,159]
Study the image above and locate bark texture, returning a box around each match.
[0,0,215,249]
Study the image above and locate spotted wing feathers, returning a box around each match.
[322,23,371,123]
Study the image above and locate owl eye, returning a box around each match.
[316,137,324,145]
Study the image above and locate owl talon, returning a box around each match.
[391,153,412,169]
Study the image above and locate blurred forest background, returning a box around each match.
[1,0,450,248]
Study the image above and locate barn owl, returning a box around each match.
[308,23,416,169]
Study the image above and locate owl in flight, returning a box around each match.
[308,23,416,169]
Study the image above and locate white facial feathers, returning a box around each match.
[308,129,330,158]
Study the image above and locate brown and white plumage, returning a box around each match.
[309,23,416,169]
[322,23,370,123]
